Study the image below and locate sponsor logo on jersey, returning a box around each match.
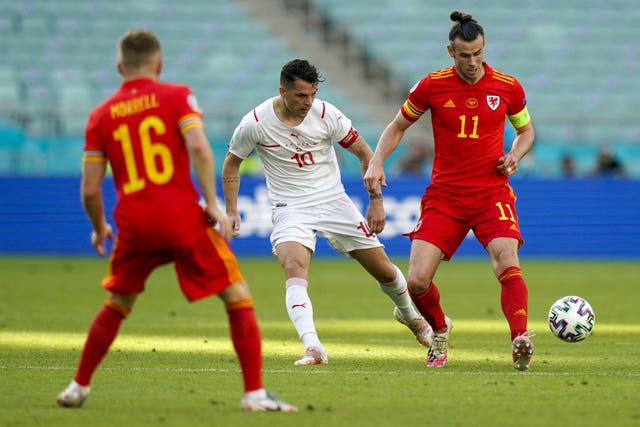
[465,98,478,108]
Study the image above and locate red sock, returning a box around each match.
[74,305,125,386]
[499,266,529,340]
[226,301,263,392]
[410,282,447,331]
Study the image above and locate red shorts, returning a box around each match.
[102,214,244,302]
[406,184,524,260]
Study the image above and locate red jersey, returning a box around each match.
[84,78,205,244]
[401,63,528,196]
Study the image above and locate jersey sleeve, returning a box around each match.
[228,112,259,159]
[401,76,431,122]
[83,110,106,163]
[507,79,531,128]
[322,101,356,147]
[507,79,527,115]
[175,87,204,134]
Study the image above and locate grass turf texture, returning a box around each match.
[1,257,639,427]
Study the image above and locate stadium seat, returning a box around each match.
[1,0,639,176]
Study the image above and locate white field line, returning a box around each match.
[1,364,638,377]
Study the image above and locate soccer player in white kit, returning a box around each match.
[222,59,433,365]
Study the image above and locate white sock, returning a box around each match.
[244,388,266,400]
[378,264,420,321]
[67,380,90,394]
[285,279,322,349]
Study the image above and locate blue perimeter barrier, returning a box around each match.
[1,177,638,259]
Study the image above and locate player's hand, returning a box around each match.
[366,201,386,235]
[226,211,242,237]
[363,162,387,193]
[91,222,113,256]
[206,205,233,242]
[496,154,518,176]
[497,155,518,176]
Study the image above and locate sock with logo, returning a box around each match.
[378,264,421,321]
[285,278,321,349]
[499,266,529,340]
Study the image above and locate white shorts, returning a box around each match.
[270,195,383,256]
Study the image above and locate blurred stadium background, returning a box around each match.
[1,0,640,176]
[0,0,638,257]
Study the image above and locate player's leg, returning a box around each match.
[402,197,468,367]
[350,246,414,317]
[274,241,327,365]
[401,197,466,336]
[475,189,532,370]
[56,242,160,408]
[475,188,528,341]
[319,195,431,343]
[219,281,297,412]
[218,281,264,392]
[350,246,433,347]
[270,207,326,365]
[175,225,266,389]
[486,237,533,370]
[406,240,453,367]
[486,237,528,339]
[406,240,448,329]
[57,292,137,408]
[177,226,297,411]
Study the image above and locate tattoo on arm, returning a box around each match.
[222,176,240,184]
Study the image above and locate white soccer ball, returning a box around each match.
[548,296,595,342]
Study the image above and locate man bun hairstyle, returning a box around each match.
[449,11,484,43]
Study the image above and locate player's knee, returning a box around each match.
[225,296,255,312]
[375,264,398,284]
[406,277,430,294]
[221,281,252,302]
[105,297,132,318]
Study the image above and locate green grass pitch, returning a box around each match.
[1,256,639,427]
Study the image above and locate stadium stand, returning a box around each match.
[0,0,381,174]
[0,1,639,259]
[0,0,638,176]
[310,0,640,176]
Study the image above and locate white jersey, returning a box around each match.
[229,97,359,208]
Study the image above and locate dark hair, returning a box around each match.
[119,30,161,70]
[448,11,484,43]
[280,59,325,88]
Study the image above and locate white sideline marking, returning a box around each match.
[1,364,638,377]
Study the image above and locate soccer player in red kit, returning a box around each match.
[56,30,296,411]
[364,11,536,371]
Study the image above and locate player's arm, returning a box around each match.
[510,120,535,160]
[345,135,375,184]
[183,126,233,241]
[364,111,413,192]
[81,158,112,256]
[221,152,244,237]
[346,135,386,234]
[498,108,535,176]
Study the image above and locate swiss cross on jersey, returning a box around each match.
[487,95,500,111]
